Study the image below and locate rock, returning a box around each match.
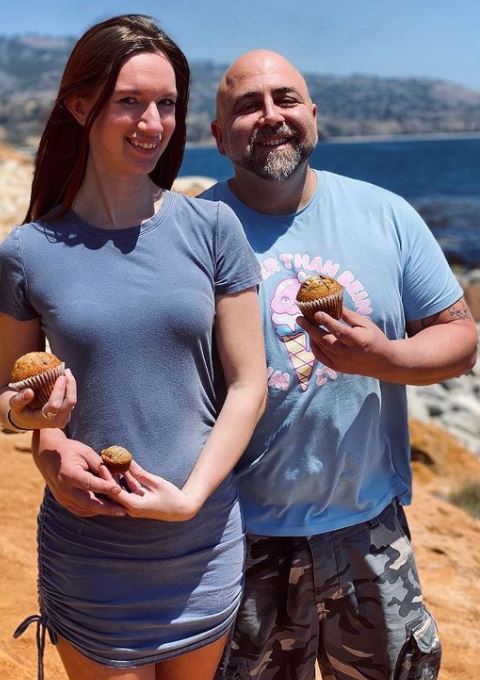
[464,283,480,321]
[0,144,32,238]
[171,175,216,197]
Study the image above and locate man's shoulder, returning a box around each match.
[317,170,414,215]
[317,169,400,199]
[199,180,224,197]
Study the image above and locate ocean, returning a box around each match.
[179,136,480,268]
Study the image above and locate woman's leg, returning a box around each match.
[155,633,228,680]
[56,636,155,680]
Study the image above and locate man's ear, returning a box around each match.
[65,95,90,126]
[211,120,226,156]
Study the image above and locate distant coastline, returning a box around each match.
[185,130,480,150]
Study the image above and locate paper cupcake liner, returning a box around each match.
[297,291,344,323]
[9,362,65,408]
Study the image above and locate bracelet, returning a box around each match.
[5,409,35,433]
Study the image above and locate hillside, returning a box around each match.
[1,35,480,149]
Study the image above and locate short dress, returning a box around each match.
[0,191,261,667]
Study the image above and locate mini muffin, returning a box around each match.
[100,446,133,474]
[296,275,344,323]
[9,351,65,409]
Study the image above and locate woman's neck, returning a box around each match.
[73,164,164,229]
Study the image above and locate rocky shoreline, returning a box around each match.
[408,270,480,457]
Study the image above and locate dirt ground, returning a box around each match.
[0,426,479,680]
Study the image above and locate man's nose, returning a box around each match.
[261,100,284,126]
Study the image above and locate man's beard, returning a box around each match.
[236,124,315,181]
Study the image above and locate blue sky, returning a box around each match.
[2,0,480,90]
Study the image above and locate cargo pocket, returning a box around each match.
[394,609,441,679]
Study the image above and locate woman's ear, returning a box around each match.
[65,96,90,125]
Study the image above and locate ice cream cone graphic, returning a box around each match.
[280,332,315,391]
[270,276,316,390]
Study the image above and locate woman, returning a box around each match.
[0,15,266,680]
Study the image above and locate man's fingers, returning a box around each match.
[297,314,343,345]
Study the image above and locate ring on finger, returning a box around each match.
[42,406,57,420]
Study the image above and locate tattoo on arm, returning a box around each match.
[446,300,473,321]
[420,300,473,329]
[407,298,473,336]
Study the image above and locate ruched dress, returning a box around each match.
[0,191,261,667]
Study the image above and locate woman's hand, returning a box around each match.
[9,368,77,430]
[33,429,127,517]
[112,460,200,522]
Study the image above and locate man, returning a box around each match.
[199,50,478,680]
[27,50,477,680]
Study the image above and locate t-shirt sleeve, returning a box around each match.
[0,228,37,320]
[399,200,463,321]
[214,200,261,295]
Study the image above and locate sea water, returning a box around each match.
[180,136,480,267]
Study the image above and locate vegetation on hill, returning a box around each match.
[1,35,480,150]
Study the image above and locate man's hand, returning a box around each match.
[297,307,394,379]
[32,431,126,517]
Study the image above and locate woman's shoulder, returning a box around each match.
[0,219,62,261]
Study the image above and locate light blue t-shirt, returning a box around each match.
[202,171,462,536]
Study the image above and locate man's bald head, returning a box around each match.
[216,50,313,121]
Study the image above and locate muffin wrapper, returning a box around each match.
[297,291,343,323]
[9,363,65,408]
[102,460,132,474]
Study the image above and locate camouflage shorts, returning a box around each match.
[216,500,441,680]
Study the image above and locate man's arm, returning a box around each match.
[297,296,478,386]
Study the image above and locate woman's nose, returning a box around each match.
[138,102,163,133]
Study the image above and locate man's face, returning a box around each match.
[212,52,318,181]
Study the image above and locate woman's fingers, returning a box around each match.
[9,369,78,429]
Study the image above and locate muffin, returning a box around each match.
[9,351,65,409]
[296,275,344,323]
[100,446,133,474]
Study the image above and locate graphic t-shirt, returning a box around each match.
[202,171,462,536]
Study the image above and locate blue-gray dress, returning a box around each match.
[0,192,261,667]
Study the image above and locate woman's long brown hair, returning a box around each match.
[24,14,190,223]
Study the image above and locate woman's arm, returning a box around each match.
[0,313,76,431]
[116,287,267,521]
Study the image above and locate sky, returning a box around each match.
[1,0,480,91]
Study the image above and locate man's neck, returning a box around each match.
[228,164,317,215]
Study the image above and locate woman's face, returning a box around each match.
[87,50,177,179]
